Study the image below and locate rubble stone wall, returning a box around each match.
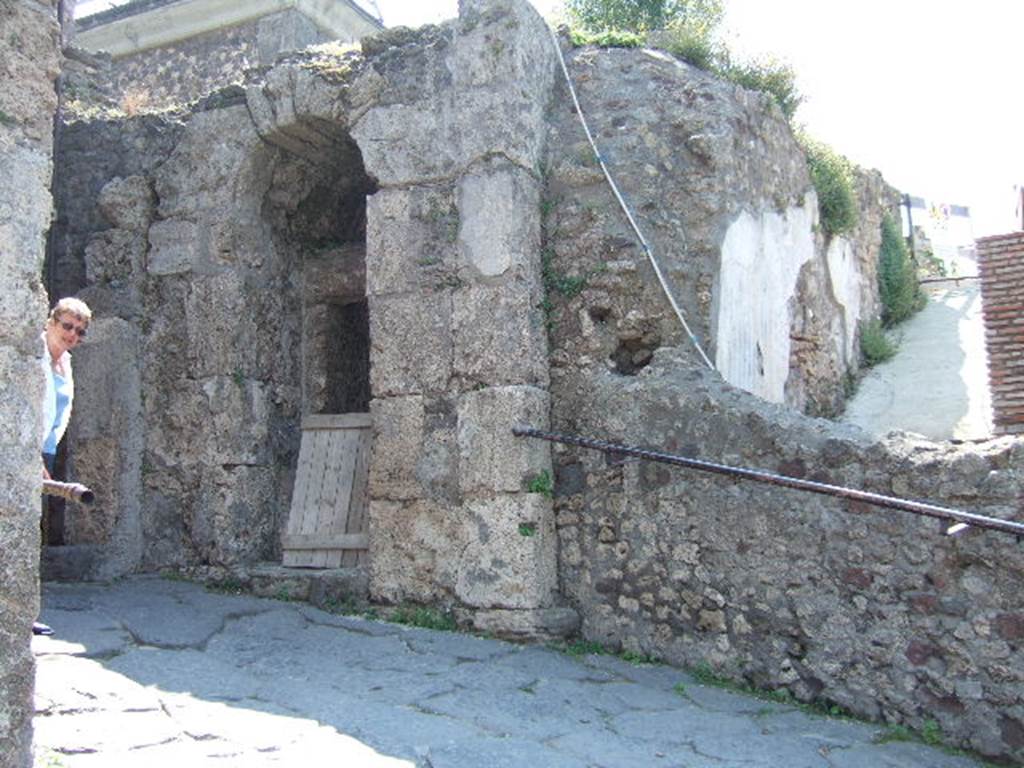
[543,45,899,419]
[75,9,344,110]
[0,0,61,764]
[552,354,1024,762]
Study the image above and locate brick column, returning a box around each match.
[976,232,1024,435]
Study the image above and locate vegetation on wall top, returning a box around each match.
[797,134,860,237]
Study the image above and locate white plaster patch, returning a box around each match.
[457,169,525,277]
[715,199,816,402]
[825,236,862,366]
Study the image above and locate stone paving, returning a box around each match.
[32,577,991,768]
[842,277,991,442]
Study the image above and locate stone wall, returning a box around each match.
[44,1,1024,760]
[551,353,1024,762]
[100,12,325,111]
[977,231,1024,435]
[0,0,62,764]
[46,0,573,638]
[542,43,900,421]
[543,38,1022,763]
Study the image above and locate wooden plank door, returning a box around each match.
[282,413,371,568]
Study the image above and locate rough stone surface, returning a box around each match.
[37,0,1024,762]
[543,44,899,418]
[551,348,1024,763]
[457,386,551,496]
[32,577,991,768]
[73,9,366,111]
[0,2,60,765]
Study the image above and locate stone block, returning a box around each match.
[148,219,201,275]
[154,106,270,221]
[0,1,60,146]
[453,279,548,387]
[470,606,580,640]
[369,395,459,503]
[0,146,51,331]
[365,185,460,297]
[368,293,452,397]
[457,162,541,279]
[84,229,147,285]
[200,376,271,466]
[193,465,278,567]
[302,244,365,304]
[97,175,154,232]
[66,318,144,576]
[455,493,558,609]
[185,271,252,378]
[457,385,550,495]
[246,66,347,162]
[367,499,467,605]
[368,395,424,501]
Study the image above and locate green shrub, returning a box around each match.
[719,55,802,120]
[798,134,859,236]
[569,28,645,48]
[658,23,721,70]
[878,213,925,325]
[859,319,896,366]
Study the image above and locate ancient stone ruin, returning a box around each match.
[3,0,1023,764]
[1,1,62,764]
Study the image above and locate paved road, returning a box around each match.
[33,577,988,767]
[842,280,992,442]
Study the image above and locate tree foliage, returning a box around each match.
[566,0,723,35]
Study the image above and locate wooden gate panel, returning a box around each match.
[282,414,371,568]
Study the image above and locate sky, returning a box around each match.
[75,0,1022,239]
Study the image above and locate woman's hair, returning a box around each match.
[48,297,93,325]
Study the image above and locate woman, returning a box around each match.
[35,297,91,637]
[40,297,91,480]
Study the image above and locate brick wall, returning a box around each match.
[977,232,1024,434]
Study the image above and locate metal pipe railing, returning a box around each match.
[513,426,1024,539]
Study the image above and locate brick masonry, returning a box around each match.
[976,232,1024,435]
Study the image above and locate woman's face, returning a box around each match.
[46,312,88,355]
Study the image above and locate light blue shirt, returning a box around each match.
[43,369,72,455]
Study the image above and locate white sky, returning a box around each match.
[76,0,1022,238]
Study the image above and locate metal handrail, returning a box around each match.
[513,426,1024,539]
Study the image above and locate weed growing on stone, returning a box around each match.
[206,577,246,595]
[518,522,538,537]
[873,721,1004,767]
[689,661,846,718]
[526,469,554,498]
[553,639,610,657]
[0,108,15,126]
[389,604,457,632]
[620,649,659,665]
[859,319,896,367]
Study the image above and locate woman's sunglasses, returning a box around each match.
[58,320,88,338]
